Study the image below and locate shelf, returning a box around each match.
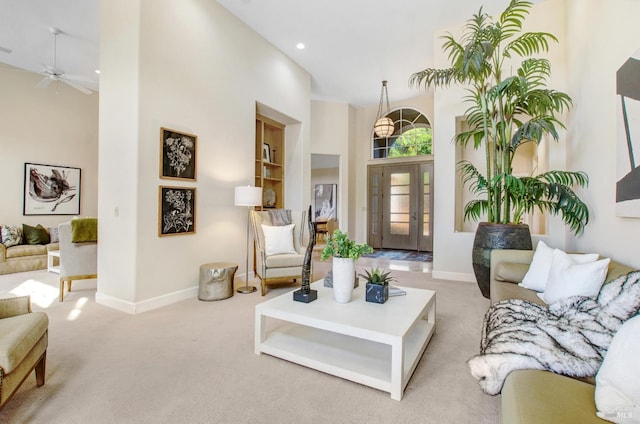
[261,323,392,392]
[263,162,282,168]
[256,112,285,209]
[259,316,434,393]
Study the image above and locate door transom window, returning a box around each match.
[372,108,432,159]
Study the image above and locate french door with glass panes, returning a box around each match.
[367,162,433,251]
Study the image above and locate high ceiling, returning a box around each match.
[0,0,527,106]
[216,0,519,106]
[0,0,100,92]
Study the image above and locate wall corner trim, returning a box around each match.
[96,286,198,314]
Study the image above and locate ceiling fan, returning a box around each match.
[37,28,93,95]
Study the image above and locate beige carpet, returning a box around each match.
[0,257,498,424]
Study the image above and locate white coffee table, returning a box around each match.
[255,280,436,400]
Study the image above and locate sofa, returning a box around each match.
[489,248,636,424]
[0,224,60,275]
[0,296,48,410]
[0,243,60,275]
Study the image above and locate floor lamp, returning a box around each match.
[235,185,263,294]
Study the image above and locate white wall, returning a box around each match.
[0,67,98,228]
[310,101,352,233]
[564,0,640,268]
[97,0,141,307]
[98,0,311,312]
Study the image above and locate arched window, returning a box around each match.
[372,108,432,159]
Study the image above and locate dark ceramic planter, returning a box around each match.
[472,222,532,299]
[366,282,389,304]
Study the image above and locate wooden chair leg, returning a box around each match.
[35,351,46,386]
[67,280,72,292]
[261,280,266,296]
[59,279,65,302]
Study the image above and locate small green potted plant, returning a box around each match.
[320,229,373,261]
[361,267,396,304]
[321,229,373,303]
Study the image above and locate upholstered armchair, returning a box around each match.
[0,296,48,410]
[58,220,98,302]
[250,209,309,296]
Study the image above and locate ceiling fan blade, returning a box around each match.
[62,79,92,95]
[0,65,23,71]
[0,46,11,54]
[63,74,94,83]
[36,77,53,89]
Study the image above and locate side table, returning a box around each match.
[47,250,60,274]
[198,262,238,301]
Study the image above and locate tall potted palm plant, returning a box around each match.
[409,0,589,298]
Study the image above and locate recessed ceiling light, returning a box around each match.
[95,69,100,74]
[296,43,305,50]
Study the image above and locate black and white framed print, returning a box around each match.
[160,127,197,181]
[616,49,640,217]
[159,186,196,236]
[314,183,337,220]
[23,163,81,215]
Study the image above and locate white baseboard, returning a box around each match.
[96,286,198,314]
[431,270,476,283]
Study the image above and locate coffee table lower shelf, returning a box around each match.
[256,317,434,400]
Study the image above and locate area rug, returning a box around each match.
[363,249,432,262]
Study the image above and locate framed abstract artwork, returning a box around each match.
[23,163,81,215]
[314,183,337,220]
[160,127,197,181]
[158,186,196,236]
[616,49,640,217]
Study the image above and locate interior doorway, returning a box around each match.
[311,154,340,224]
[367,162,433,251]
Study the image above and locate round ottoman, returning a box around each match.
[198,262,238,301]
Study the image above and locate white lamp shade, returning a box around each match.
[235,186,262,206]
[374,117,395,138]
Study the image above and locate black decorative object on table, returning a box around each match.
[366,283,389,304]
[293,205,318,303]
[361,267,396,304]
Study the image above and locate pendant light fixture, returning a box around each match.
[374,80,395,138]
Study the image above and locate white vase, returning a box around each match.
[332,257,355,303]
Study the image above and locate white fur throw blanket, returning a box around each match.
[468,271,640,395]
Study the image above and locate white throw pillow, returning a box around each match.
[595,314,640,423]
[0,225,22,248]
[261,224,296,256]
[519,241,554,291]
[520,241,599,292]
[538,249,610,304]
